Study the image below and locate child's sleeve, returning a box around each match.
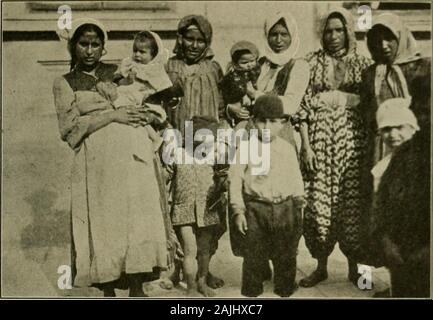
[228,148,247,212]
[219,71,246,104]
[287,144,305,197]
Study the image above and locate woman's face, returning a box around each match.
[323,17,346,53]
[369,25,399,64]
[75,31,103,67]
[181,28,207,63]
[267,22,291,53]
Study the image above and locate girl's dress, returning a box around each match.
[53,62,168,287]
[171,150,222,228]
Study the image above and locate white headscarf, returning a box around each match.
[376,97,419,131]
[119,30,172,92]
[263,11,300,66]
[56,17,108,42]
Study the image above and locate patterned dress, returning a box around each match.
[171,150,223,228]
[296,35,372,260]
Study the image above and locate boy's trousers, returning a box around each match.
[241,196,302,297]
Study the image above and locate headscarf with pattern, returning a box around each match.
[173,15,214,63]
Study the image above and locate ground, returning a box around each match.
[1,58,389,298]
[2,226,390,298]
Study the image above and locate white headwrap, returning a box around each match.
[119,30,172,92]
[56,17,108,42]
[376,97,419,131]
[263,11,300,66]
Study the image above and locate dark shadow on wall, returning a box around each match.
[20,189,70,249]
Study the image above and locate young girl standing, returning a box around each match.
[165,15,227,290]
[170,116,228,297]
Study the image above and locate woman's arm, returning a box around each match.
[53,77,141,151]
[279,59,310,115]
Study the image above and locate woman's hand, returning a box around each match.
[301,145,318,173]
[111,107,142,126]
[382,235,404,267]
[246,82,257,99]
[234,212,248,236]
[227,102,250,120]
[293,196,307,210]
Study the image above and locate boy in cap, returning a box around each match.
[219,41,261,126]
[229,94,305,297]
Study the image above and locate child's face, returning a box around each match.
[254,118,285,143]
[236,53,257,71]
[380,124,416,148]
[133,40,154,64]
[181,29,207,63]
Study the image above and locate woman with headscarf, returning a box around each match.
[226,12,310,147]
[293,8,372,288]
[360,13,430,297]
[360,12,431,218]
[53,19,171,297]
[165,15,227,291]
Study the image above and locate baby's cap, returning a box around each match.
[376,97,420,131]
[230,41,260,62]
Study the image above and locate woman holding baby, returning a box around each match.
[53,18,174,297]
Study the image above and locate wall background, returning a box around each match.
[2,1,431,297]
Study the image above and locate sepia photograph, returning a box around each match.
[1,0,431,300]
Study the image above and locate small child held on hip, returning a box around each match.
[371,97,419,192]
[170,116,228,297]
[219,41,261,127]
[96,31,173,149]
[229,94,306,297]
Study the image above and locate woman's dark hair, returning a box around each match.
[324,12,348,50]
[133,31,158,58]
[68,24,105,71]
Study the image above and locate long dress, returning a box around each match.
[295,45,372,260]
[53,63,168,287]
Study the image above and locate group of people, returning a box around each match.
[53,8,430,298]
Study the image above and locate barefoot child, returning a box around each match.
[170,116,228,297]
[229,94,306,297]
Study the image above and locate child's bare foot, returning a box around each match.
[197,278,217,297]
[169,269,181,286]
[159,277,174,290]
[206,272,224,289]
